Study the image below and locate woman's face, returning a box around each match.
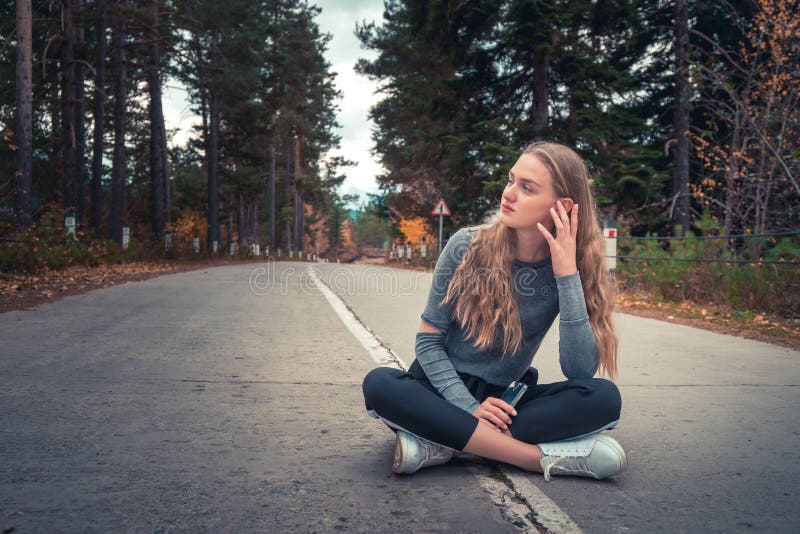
[498,153,562,231]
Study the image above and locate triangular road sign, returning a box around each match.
[432,197,451,216]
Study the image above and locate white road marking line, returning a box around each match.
[307,267,406,370]
[308,265,583,533]
[466,462,584,533]
[502,469,585,533]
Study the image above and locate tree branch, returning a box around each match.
[690,28,748,77]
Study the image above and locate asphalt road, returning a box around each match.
[1,261,798,532]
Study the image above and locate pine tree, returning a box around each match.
[358,0,663,228]
[146,0,168,242]
[357,0,503,228]
[15,0,33,228]
[90,0,107,237]
[109,1,129,244]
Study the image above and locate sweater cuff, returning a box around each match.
[554,272,589,322]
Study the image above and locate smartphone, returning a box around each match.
[499,381,528,407]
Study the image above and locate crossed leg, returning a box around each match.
[362,367,621,472]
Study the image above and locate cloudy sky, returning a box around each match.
[315,0,385,202]
[162,0,386,205]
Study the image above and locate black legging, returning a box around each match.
[362,359,622,451]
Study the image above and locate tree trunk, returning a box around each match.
[205,29,222,254]
[74,8,87,226]
[298,192,304,254]
[760,163,775,234]
[90,1,106,236]
[147,0,164,242]
[293,190,299,251]
[227,213,233,252]
[724,106,743,232]
[207,79,220,257]
[48,54,60,206]
[238,192,245,246]
[155,0,170,228]
[531,49,549,136]
[253,200,258,245]
[294,136,302,252]
[194,33,208,178]
[60,0,78,217]
[161,106,171,227]
[15,0,33,228]
[207,90,220,253]
[195,34,212,250]
[292,189,303,252]
[672,0,691,235]
[269,143,275,250]
[285,143,292,253]
[109,2,128,244]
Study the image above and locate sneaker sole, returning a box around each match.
[393,431,456,475]
[392,432,411,475]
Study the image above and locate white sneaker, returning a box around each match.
[538,434,627,482]
[392,430,454,475]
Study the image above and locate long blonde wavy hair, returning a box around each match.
[442,141,618,380]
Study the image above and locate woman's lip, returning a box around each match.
[502,204,514,212]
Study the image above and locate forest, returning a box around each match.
[1,0,798,315]
[354,0,799,315]
[2,0,349,265]
[356,0,797,235]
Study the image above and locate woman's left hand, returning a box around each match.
[537,200,578,276]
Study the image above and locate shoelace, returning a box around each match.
[542,455,591,482]
[418,438,453,466]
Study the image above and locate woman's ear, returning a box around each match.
[558,197,575,213]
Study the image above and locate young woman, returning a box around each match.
[362,141,626,481]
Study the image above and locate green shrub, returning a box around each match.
[0,205,165,273]
[0,207,96,273]
[617,213,799,317]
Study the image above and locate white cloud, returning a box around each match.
[315,0,386,202]
[162,80,199,149]
[325,57,384,202]
[330,62,379,133]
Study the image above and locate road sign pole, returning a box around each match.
[438,214,443,254]
[431,197,451,255]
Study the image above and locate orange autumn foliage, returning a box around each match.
[692,0,799,233]
[342,218,356,248]
[305,203,330,254]
[397,217,437,247]
[169,212,206,254]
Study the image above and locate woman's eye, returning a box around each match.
[522,185,533,193]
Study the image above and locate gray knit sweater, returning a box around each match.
[415,226,600,413]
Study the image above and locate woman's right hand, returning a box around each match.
[472,397,517,432]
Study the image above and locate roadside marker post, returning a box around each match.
[603,220,617,272]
